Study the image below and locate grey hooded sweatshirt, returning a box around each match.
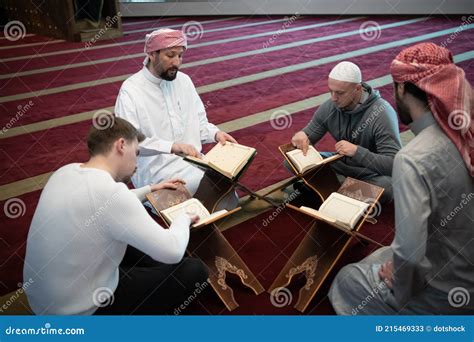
[302,83,402,180]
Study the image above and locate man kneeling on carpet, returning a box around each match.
[23,116,208,315]
[328,43,474,315]
[290,61,402,202]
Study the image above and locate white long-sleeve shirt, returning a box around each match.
[115,67,220,194]
[23,163,191,315]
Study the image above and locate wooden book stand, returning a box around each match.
[268,145,385,312]
[187,150,280,207]
[147,176,265,311]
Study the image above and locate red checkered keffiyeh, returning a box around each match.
[390,42,474,177]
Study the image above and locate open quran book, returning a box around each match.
[289,192,370,230]
[146,184,240,229]
[286,146,341,174]
[185,142,256,179]
[161,198,234,228]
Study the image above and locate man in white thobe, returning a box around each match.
[115,28,237,206]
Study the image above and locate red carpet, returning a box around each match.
[182,203,395,315]
[0,15,472,314]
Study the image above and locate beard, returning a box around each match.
[337,100,356,112]
[160,67,179,81]
[338,102,352,111]
[149,57,179,81]
[395,95,413,126]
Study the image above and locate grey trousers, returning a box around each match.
[328,247,473,315]
[329,160,393,203]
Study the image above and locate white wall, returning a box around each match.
[120,0,474,16]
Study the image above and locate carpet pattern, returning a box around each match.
[0,15,473,314]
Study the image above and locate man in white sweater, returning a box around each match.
[23,116,208,315]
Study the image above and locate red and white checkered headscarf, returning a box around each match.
[143,28,187,65]
[391,42,474,177]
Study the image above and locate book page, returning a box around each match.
[194,209,228,227]
[319,193,369,228]
[203,142,255,177]
[286,146,323,173]
[300,206,337,223]
[185,155,209,166]
[319,153,341,164]
[161,198,210,223]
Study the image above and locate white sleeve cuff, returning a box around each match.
[208,126,220,143]
[138,138,174,156]
[131,185,151,203]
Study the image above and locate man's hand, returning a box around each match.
[335,140,358,157]
[291,131,310,155]
[150,178,185,192]
[171,143,200,158]
[378,260,393,289]
[188,214,200,225]
[215,131,237,145]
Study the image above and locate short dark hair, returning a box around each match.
[396,82,428,104]
[87,115,145,157]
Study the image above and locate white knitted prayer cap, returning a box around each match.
[328,61,362,83]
